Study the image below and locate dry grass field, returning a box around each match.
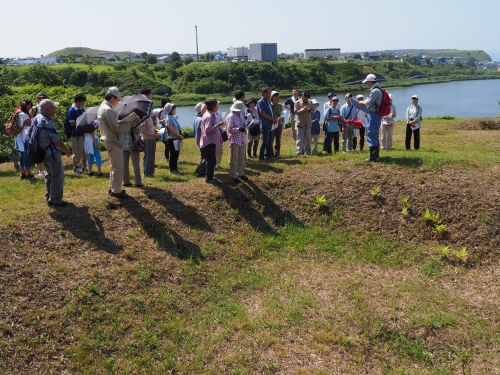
[0,119,499,374]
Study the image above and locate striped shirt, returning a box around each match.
[226,112,247,146]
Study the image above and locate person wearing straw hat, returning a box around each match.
[405,95,423,150]
[380,93,396,150]
[226,100,249,183]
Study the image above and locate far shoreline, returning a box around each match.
[170,77,500,107]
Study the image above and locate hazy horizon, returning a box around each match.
[1,0,499,61]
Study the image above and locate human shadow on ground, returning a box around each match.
[49,203,123,254]
[377,157,424,168]
[142,186,212,232]
[121,195,204,262]
[214,179,302,235]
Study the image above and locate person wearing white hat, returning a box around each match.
[380,93,397,150]
[193,102,207,159]
[226,100,248,182]
[405,95,423,150]
[357,74,383,161]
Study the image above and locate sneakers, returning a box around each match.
[239,175,248,181]
[206,178,219,184]
[38,170,46,177]
[81,166,89,173]
[73,167,82,174]
[233,178,240,183]
[108,190,128,199]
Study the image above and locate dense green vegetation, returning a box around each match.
[1,59,500,161]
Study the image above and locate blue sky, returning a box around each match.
[1,0,499,61]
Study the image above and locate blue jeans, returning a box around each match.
[366,112,382,147]
[323,131,339,153]
[259,127,273,160]
[19,151,32,170]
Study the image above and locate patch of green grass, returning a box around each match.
[314,195,327,210]
[423,209,440,225]
[370,186,381,197]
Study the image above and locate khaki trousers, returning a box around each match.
[104,141,124,194]
[229,143,246,178]
[381,124,394,149]
[296,126,311,155]
[123,150,142,185]
[216,143,223,168]
[71,136,87,165]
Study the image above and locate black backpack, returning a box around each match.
[63,115,72,138]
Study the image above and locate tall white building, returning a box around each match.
[227,46,249,60]
[304,48,341,59]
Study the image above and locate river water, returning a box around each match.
[170,79,500,126]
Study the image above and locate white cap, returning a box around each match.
[195,102,206,113]
[271,90,280,98]
[311,99,319,105]
[230,100,245,112]
[389,93,395,101]
[411,94,418,100]
[356,94,365,99]
[164,103,174,114]
[362,74,377,83]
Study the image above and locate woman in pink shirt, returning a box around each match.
[200,98,224,183]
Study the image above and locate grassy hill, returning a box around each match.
[48,47,134,57]
[1,118,499,374]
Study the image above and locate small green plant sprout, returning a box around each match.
[433,223,448,236]
[314,195,327,210]
[400,196,410,215]
[455,247,467,262]
[423,209,440,225]
[370,187,381,197]
[435,245,450,256]
[298,186,307,195]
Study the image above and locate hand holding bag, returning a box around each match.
[131,129,146,152]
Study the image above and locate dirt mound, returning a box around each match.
[455,118,500,130]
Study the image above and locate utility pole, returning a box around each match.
[195,25,199,62]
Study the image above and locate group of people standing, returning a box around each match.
[8,77,424,205]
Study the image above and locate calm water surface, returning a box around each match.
[171,79,500,125]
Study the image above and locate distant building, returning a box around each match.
[157,55,171,63]
[4,55,59,65]
[304,48,341,59]
[249,43,278,62]
[227,46,249,60]
[367,53,380,61]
